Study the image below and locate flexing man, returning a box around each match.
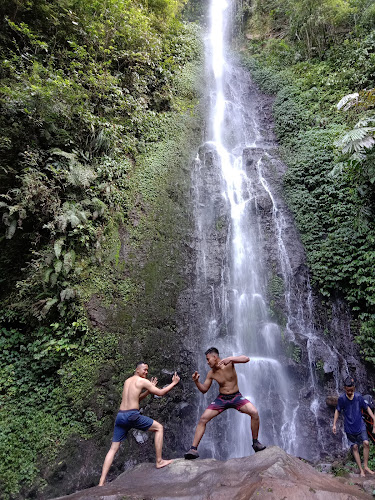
[184,347,266,459]
[333,376,375,477]
[99,362,180,486]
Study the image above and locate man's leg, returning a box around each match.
[363,440,374,474]
[352,444,365,477]
[184,409,220,459]
[239,402,266,452]
[192,409,220,447]
[99,441,121,486]
[148,420,173,469]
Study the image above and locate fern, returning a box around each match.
[335,117,375,154]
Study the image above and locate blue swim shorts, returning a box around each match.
[112,409,154,442]
[346,429,369,447]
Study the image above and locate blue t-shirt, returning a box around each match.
[337,392,368,434]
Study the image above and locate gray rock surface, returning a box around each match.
[52,446,372,500]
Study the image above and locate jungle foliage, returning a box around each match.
[0,0,202,497]
[235,0,375,366]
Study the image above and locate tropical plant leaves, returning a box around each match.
[335,121,375,154]
[337,92,359,111]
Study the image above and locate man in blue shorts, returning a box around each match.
[333,376,375,477]
[184,347,266,459]
[99,361,180,485]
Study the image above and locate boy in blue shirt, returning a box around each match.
[333,376,375,477]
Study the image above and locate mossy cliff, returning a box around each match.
[0,1,204,498]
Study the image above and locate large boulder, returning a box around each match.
[52,446,372,500]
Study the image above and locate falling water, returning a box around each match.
[189,0,369,461]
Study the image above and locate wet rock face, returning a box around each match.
[51,447,372,500]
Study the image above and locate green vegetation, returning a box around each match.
[268,274,284,301]
[284,341,302,363]
[234,0,375,367]
[0,0,203,497]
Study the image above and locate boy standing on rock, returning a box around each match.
[99,361,180,486]
[184,347,266,459]
[332,376,375,477]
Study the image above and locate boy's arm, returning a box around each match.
[218,355,250,366]
[332,409,340,434]
[139,377,158,401]
[366,406,375,433]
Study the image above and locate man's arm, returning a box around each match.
[139,377,158,401]
[366,406,375,433]
[218,355,250,366]
[332,409,340,434]
[142,372,180,397]
[192,371,213,394]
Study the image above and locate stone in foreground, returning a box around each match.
[52,446,372,500]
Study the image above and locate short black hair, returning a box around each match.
[205,347,219,356]
[135,361,146,369]
[344,376,355,387]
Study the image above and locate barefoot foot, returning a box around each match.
[365,467,375,475]
[156,459,173,469]
[360,469,366,477]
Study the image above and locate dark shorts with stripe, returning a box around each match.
[346,429,369,447]
[112,409,153,442]
[207,391,251,413]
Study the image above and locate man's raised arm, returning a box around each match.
[139,377,158,401]
[192,371,213,394]
[143,372,180,397]
[218,355,250,366]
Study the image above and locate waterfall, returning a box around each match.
[189,0,368,461]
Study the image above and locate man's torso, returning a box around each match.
[211,363,239,394]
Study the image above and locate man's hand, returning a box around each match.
[332,424,336,434]
[139,377,158,401]
[172,372,180,384]
[192,371,200,382]
[218,357,232,366]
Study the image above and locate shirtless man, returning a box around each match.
[99,361,180,486]
[184,347,266,459]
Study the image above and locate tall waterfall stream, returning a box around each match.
[188,0,369,461]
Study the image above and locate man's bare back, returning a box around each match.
[120,364,155,410]
[99,362,180,486]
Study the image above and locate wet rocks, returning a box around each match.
[51,446,372,500]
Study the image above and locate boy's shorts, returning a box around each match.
[346,429,369,447]
[112,409,153,442]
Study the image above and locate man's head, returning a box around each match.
[135,361,149,378]
[344,376,355,399]
[205,347,219,367]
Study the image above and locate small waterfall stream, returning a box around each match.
[189,0,369,461]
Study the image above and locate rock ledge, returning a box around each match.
[52,446,372,499]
